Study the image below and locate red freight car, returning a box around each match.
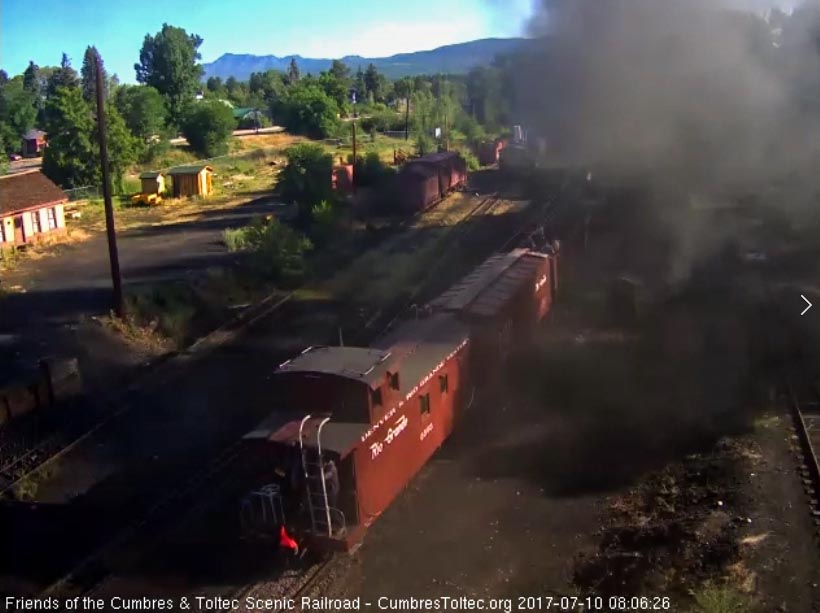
[395,163,441,213]
[395,151,468,213]
[241,247,558,552]
[477,138,506,166]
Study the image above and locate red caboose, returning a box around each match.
[243,313,470,550]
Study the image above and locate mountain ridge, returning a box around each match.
[201,38,528,81]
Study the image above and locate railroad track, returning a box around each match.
[786,386,820,537]
[34,189,533,605]
[1,190,478,497]
[0,292,295,501]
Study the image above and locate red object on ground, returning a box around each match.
[279,525,298,551]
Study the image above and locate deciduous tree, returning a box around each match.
[179,99,235,157]
[135,23,204,124]
[114,85,167,142]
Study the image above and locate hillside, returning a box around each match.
[201,38,528,81]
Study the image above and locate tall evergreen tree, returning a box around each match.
[287,58,300,84]
[22,61,40,96]
[47,53,80,96]
[41,87,97,187]
[81,46,107,104]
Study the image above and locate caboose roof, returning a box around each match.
[372,312,470,395]
[244,411,367,457]
[277,345,394,388]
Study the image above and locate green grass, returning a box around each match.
[691,584,756,613]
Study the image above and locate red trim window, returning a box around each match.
[47,207,57,230]
[31,210,42,234]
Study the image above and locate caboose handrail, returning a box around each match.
[316,416,332,537]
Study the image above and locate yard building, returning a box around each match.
[0,170,67,250]
[167,165,214,198]
[21,129,46,157]
[233,107,265,128]
[138,171,166,195]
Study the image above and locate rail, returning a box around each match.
[786,384,820,524]
[33,182,559,605]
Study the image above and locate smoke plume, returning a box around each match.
[518,0,820,195]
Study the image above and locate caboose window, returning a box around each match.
[419,393,431,415]
[371,386,383,407]
[439,374,449,394]
[389,372,400,390]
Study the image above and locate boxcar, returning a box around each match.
[395,164,441,213]
[397,151,468,212]
[430,248,557,381]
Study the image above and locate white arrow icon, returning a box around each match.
[801,294,813,316]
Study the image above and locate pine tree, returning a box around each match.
[287,58,300,85]
[47,53,80,96]
[81,46,107,104]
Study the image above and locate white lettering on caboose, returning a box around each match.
[360,338,469,444]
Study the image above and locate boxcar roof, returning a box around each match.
[430,249,529,312]
[373,312,470,395]
[465,251,549,318]
[410,151,462,165]
[277,345,394,387]
[244,411,367,456]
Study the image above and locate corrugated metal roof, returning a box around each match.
[409,151,462,165]
[466,253,546,318]
[167,165,213,175]
[0,171,67,216]
[277,346,394,387]
[373,312,470,395]
[430,249,528,312]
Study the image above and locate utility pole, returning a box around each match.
[95,54,124,318]
[404,95,410,141]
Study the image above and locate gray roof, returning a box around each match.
[22,129,45,140]
[372,312,470,395]
[243,411,368,457]
[167,165,213,175]
[139,171,164,179]
[430,249,529,312]
[277,345,394,388]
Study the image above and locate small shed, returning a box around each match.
[21,129,46,157]
[167,165,214,198]
[138,171,166,195]
[0,170,67,249]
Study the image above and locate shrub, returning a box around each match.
[180,100,235,157]
[278,143,334,224]
[310,200,340,245]
[461,150,480,171]
[349,151,396,187]
[223,216,313,280]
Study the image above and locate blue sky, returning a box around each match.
[1,0,533,82]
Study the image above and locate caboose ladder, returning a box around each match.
[298,415,334,537]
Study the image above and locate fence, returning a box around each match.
[64,186,101,201]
